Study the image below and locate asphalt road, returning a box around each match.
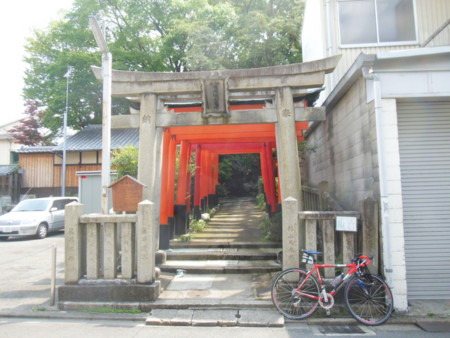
[0,318,447,338]
[0,231,65,312]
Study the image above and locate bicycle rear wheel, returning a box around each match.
[271,268,320,320]
[345,274,394,325]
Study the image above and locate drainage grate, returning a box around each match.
[312,325,375,336]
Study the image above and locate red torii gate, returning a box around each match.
[158,104,308,240]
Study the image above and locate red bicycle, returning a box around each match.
[271,249,394,326]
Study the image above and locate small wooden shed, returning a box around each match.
[109,175,146,212]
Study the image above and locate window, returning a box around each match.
[10,152,18,164]
[338,0,417,46]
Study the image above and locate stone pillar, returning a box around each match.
[138,93,157,200]
[305,219,317,252]
[275,87,305,266]
[361,198,379,273]
[275,87,302,203]
[120,222,135,279]
[323,219,335,278]
[86,223,100,279]
[137,200,156,283]
[64,202,83,284]
[282,197,300,270]
[103,222,117,279]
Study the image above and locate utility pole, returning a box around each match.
[89,17,112,214]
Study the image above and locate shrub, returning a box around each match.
[260,212,282,242]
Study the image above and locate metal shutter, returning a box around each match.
[397,100,450,300]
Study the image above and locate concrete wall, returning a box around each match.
[303,76,409,310]
[303,77,379,210]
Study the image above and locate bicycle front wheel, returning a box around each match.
[345,274,394,326]
[271,268,320,320]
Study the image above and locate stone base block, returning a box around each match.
[155,250,167,265]
[58,280,161,305]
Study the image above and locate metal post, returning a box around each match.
[61,67,71,196]
[101,52,112,214]
[50,244,57,306]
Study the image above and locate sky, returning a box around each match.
[0,0,74,126]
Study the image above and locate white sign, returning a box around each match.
[336,216,357,232]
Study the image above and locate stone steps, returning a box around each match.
[166,247,280,261]
[146,308,284,327]
[169,241,280,249]
[159,259,281,274]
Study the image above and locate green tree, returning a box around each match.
[24,0,304,140]
[111,145,138,178]
[218,154,261,197]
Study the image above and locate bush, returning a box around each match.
[111,145,138,178]
[260,212,282,242]
[256,193,266,210]
[189,219,208,233]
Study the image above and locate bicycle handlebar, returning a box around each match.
[352,254,372,267]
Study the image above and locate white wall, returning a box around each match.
[302,0,326,63]
[302,0,450,99]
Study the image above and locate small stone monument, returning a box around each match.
[109,175,146,212]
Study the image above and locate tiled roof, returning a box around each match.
[16,146,55,153]
[0,164,19,176]
[53,125,139,151]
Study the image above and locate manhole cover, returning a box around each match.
[314,325,374,336]
[186,290,211,298]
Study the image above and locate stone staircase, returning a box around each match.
[159,197,282,275]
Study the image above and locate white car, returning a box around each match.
[0,197,78,240]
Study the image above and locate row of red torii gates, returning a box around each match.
[93,55,340,269]
[159,111,308,240]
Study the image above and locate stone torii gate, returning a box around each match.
[92,55,340,269]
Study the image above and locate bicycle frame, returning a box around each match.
[297,256,372,301]
[272,252,393,325]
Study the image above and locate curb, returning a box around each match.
[0,310,147,322]
[1,308,448,327]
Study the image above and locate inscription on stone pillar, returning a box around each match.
[202,79,229,117]
[282,108,292,118]
[142,114,151,124]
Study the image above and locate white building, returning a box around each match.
[302,0,450,311]
[0,120,21,165]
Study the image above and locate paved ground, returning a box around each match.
[0,232,65,313]
[188,197,269,243]
[0,197,450,335]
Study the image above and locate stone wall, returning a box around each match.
[303,77,379,210]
